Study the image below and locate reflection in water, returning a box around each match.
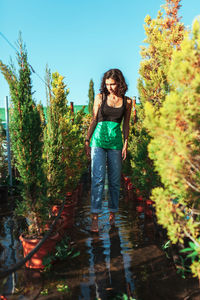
[91,234,109,299]
[108,227,128,297]
[1,184,199,299]
[77,181,136,299]
[87,226,132,299]
[0,217,17,295]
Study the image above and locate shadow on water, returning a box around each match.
[1,183,200,299]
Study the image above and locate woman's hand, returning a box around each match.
[85,141,91,159]
[122,141,128,160]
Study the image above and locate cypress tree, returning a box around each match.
[44,70,69,204]
[138,0,184,109]
[88,79,95,115]
[145,19,200,279]
[128,0,185,198]
[44,70,88,198]
[0,36,48,234]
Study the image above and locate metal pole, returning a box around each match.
[5,96,12,187]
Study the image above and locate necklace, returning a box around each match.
[107,95,122,108]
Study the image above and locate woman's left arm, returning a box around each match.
[122,97,132,160]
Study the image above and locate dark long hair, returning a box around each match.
[100,69,128,97]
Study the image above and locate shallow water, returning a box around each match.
[0,186,199,299]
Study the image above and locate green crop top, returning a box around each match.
[90,95,127,149]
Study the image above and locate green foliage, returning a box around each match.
[44,70,69,204]
[122,296,136,300]
[129,1,185,199]
[161,240,171,259]
[0,36,88,235]
[63,107,89,192]
[42,234,80,272]
[145,19,200,278]
[138,1,184,109]
[0,35,48,235]
[40,284,69,296]
[40,289,49,295]
[56,284,69,293]
[44,70,88,200]
[127,106,161,198]
[180,240,200,263]
[176,255,191,279]
[114,294,136,300]
[0,120,8,185]
[88,79,95,115]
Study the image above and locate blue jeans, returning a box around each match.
[91,147,122,214]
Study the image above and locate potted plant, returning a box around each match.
[44,70,88,228]
[44,70,68,205]
[63,108,88,199]
[0,36,57,268]
[44,70,76,230]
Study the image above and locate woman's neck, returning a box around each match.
[107,94,123,108]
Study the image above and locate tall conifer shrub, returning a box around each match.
[44,70,88,198]
[138,0,184,109]
[44,71,69,204]
[0,37,48,234]
[128,0,185,198]
[145,19,200,278]
[88,79,95,115]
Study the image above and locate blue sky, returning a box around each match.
[0,0,199,107]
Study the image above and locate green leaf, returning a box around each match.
[71,251,80,258]
[180,247,193,253]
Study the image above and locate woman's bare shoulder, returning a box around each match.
[94,93,103,105]
[96,93,103,100]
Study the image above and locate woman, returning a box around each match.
[85,69,132,232]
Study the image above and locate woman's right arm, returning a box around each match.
[85,94,102,157]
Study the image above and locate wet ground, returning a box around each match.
[0,181,200,300]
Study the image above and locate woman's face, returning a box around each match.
[105,78,118,95]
